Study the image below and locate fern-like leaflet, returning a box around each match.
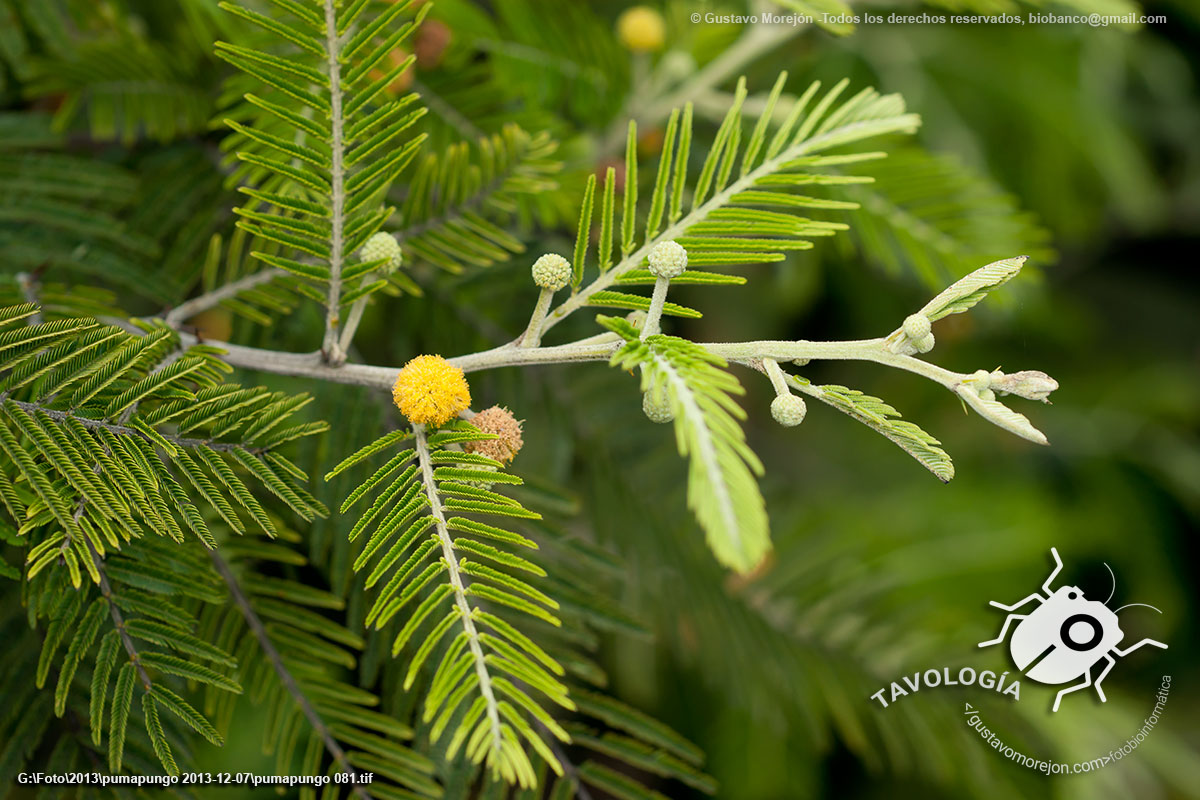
[327,420,573,787]
[601,315,769,573]
[216,0,429,358]
[398,124,562,273]
[0,303,327,773]
[554,72,920,326]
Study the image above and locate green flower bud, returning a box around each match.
[643,389,674,423]
[902,313,931,341]
[912,332,935,354]
[770,394,807,427]
[647,240,687,279]
[531,253,571,291]
[360,232,402,274]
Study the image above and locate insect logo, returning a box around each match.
[979,548,1167,711]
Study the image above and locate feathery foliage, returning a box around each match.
[397,125,561,273]
[602,315,768,573]
[216,0,430,353]
[3,1,1189,798]
[328,420,572,787]
[562,72,920,323]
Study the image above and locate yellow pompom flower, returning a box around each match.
[616,6,665,52]
[392,355,471,426]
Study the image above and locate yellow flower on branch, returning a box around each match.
[392,355,471,426]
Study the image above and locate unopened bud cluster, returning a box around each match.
[647,240,688,279]
[532,253,571,291]
[360,232,403,274]
[901,313,935,354]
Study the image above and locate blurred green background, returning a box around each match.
[2,0,1198,798]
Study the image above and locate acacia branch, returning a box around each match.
[322,0,348,364]
[87,540,153,692]
[177,330,972,393]
[163,269,285,327]
[210,550,371,800]
[4,399,253,453]
[544,116,916,337]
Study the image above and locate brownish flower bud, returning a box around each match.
[415,20,452,68]
[464,406,524,463]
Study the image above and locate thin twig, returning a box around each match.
[209,550,372,800]
[87,539,153,692]
[166,329,971,393]
[4,399,252,453]
[322,0,348,364]
[163,269,285,327]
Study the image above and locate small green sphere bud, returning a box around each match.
[979,388,996,402]
[642,390,674,424]
[792,358,810,367]
[969,369,992,389]
[647,240,687,279]
[902,313,931,341]
[532,253,571,291]
[361,232,402,273]
[770,394,807,427]
[912,332,935,354]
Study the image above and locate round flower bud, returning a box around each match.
[658,51,696,82]
[360,232,403,274]
[647,240,687,279]
[532,253,571,291]
[912,332,935,354]
[463,406,524,464]
[968,369,993,389]
[979,388,996,402]
[616,6,665,52]
[770,394,807,427]
[643,389,674,424]
[902,313,931,341]
[392,355,471,426]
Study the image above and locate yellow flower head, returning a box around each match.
[392,355,471,426]
[616,6,665,52]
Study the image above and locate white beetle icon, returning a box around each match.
[979,548,1167,711]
